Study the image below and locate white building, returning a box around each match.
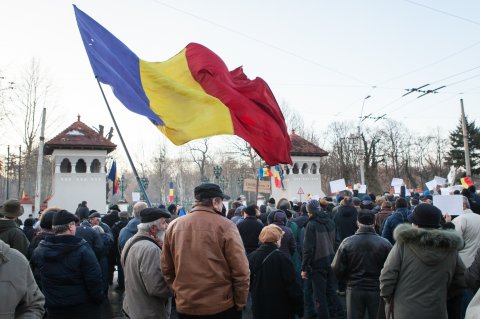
[44,116,116,213]
[270,130,328,202]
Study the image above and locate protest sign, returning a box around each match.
[329,179,346,193]
[358,185,367,193]
[425,180,437,191]
[391,178,404,187]
[434,176,447,186]
[433,195,463,215]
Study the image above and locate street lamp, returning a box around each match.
[119,174,126,201]
[213,165,222,182]
[236,174,245,198]
[200,176,210,184]
[139,176,149,200]
[219,176,228,191]
[357,95,371,185]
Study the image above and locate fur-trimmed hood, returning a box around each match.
[393,224,463,265]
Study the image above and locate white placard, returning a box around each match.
[434,176,447,186]
[394,185,401,194]
[405,188,411,196]
[329,179,347,193]
[132,192,140,202]
[433,195,463,215]
[358,185,367,193]
[391,178,404,187]
[440,187,451,195]
[425,180,437,191]
[451,185,464,192]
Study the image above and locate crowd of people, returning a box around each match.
[1,183,480,319]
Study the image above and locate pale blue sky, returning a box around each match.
[1,0,480,161]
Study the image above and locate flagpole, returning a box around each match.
[95,78,152,207]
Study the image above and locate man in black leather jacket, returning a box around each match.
[332,210,392,319]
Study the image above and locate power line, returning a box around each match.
[403,0,480,27]
[378,39,480,85]
[148,0,372,86]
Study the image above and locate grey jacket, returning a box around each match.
[380,224,466,319]
[0,240,45,319]
[121,232,171,319]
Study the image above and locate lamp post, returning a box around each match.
[236,174,245,198]
[200,176,210,184]
[357,95,371,185]
[119,174,126,201]
[213,165,222,182]
[219,176,228,191]
[139,176,149,200]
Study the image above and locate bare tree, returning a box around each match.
[187,138,211,180]
[11,59,50,196]
[227,137,261,176]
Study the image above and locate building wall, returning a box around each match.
[271,155,326,202]
[48,149,108,213]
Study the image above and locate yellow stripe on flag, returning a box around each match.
[139,50,234,145]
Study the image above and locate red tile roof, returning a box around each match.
[44,117,116,155]
[20,194,33,205]
[290,131,328,157]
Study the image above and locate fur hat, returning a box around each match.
[0,199,24,218]
[259,224,284,244]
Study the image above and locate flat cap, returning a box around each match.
[140,207,171,223]
[194,183,229,200]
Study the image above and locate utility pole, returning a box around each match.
[18,145,21,198]
[34,108,46,216]
[6,145,9,199]
[460,99,471,176]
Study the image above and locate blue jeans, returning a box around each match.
[311,267,345,319]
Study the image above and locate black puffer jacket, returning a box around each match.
[333,205,358,249]
[465,247,480,292]
[332,226,392,290]
[75,222,104,258]
[31,235,105,307]
[302,209,336,272]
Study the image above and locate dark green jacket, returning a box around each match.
[0,219,29,257]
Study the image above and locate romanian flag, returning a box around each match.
[258,167,273,179]
[461,176,474,188]
[273,165,284,189]
[169,182,174,203]
[74,6,292,166]
[108,161,119,195]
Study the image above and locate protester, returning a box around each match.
[465,247,480,292]
[271,209,296,259]
[161,183,249,319]
[75,200,89,221]
[118,201,148,251]
[23,217,36,241]
[381,197,411,244]
[374,201,393,235]
[248,224,303,319]
[31,210,105,319]
[111,210,129,290]
[122,207,172,319]
[332,210,392,319]
[92,225,114,294]
[301,199,344,319]
[237,204,264,254]
[102,204,120,228]
[0,199,29,256]
[452,196,480,315]
[380,204,466,319]
[0,239,45,318]
[75,211,104,260]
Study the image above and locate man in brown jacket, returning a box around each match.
[161,183,249,319]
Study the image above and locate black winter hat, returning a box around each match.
[410,203,441,228]
[40,211,57,229]
[140,207,171,223]
[88,211,101,218]
[194,183,229,200]
[53,210,78,226]
[306,199,321,214]
[167,204,177,214]
[109,204,120,212]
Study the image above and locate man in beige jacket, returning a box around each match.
[122,207,172,319]
[161,183,250,319]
